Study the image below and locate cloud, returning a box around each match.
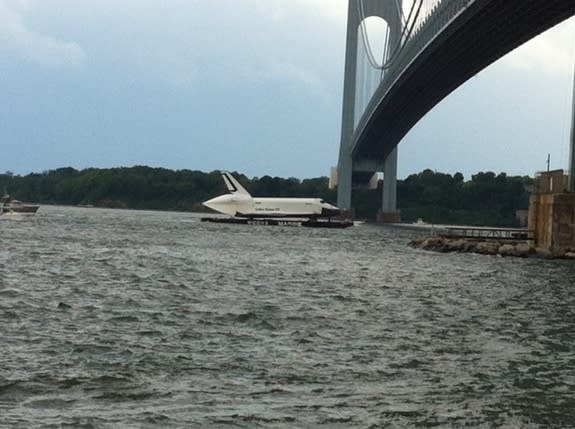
[295,0,347,22]
[260,61,328,94]
[252,0,346,24]
[0,0,86,67]
[501,17,575,76]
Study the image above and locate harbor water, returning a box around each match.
[1,206,574,428]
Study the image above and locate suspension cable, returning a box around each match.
[383,0,424,68]
[381,0,426,69]
[395,0,406,25]
[380,25,390,81]
[357,0,384,68]
[357,0,425,70]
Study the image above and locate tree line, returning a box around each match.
[0,166,532,226]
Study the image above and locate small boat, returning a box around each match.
[0,193,40,215]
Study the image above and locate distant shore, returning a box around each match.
[0,166,532,225]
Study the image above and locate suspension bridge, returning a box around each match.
[337,0,575,220]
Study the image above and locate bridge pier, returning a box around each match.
[378,147,401,223]
[529,170,575,254]
[337,152,353,210]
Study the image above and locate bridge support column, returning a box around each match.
[337,152,353,211]
[336,1,359,211]
[378,147,401,223]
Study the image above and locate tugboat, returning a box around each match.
[0,193,40,215]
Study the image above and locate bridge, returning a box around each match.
[337,0,575,219]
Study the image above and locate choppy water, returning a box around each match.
[1,206,574,428]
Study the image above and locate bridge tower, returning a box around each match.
[337,0,402,219]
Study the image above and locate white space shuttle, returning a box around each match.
[203,172,341,219]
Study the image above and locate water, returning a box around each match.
[1,206,574,428]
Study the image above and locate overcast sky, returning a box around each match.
[1,0,574,180]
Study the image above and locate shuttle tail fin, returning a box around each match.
[222,172,251,196]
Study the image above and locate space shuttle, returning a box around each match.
[203,172,341,219]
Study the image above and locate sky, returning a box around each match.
[1,0,574,180]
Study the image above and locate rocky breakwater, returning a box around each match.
[409,236,575,259]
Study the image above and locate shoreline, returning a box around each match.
[409,235,575,260]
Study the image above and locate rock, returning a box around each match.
[476,241,501,255]
[409,235,541,259]
[498,244,516,257]
[462,240,478,253]
[565,252,575,260]
[421,236,445,251]
[514,243,534,257]
[445,239,467,252]
[408,238,425,248]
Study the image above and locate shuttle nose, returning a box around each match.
[202,195,227,211]
[202,197,218,211]
[202,194,236,216]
